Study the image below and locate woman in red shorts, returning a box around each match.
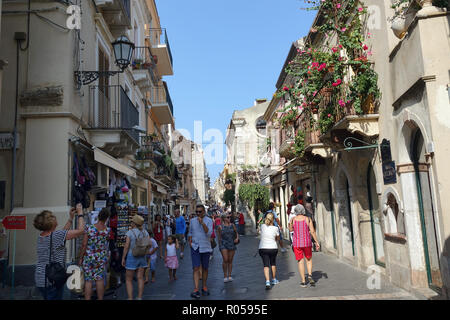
[289,204,320,287]
[153,214,164,259]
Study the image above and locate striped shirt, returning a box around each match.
[35,230,68,288]
[292,219,312,248]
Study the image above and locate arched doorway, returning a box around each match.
[336,170,355,259]
[412,129,442,291]
[328,179,337,249]
[367,164,385,267]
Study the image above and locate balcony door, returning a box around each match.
[98,47,110,128]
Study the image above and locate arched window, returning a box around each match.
[385,193,405,235]
[256,117,267,135]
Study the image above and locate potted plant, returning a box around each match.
[390,0,419,39]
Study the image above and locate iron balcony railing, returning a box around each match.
[88,85,139,144]
[150,83,174,116]
[132,46,157,84]
[147,28,173,67]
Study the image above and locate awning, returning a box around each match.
[93,147,136,178]
[156,185,167,194]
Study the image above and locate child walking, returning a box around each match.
[164,235,179,282]
[145,230,158,284]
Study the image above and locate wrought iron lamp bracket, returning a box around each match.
[74,70,123,87]
[342,137,379,151]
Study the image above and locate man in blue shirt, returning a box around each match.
[174,208,186,259]
[188,204,213,299]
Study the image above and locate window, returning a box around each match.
[140,189,147,206]
[256,117,267,135]
[385,193,405,235]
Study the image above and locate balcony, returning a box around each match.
[146,28,174,76]
[279,126,295,160]
[135,137,165,173]
[86,85,139,158]
[131,47,157,90]
[95,0,131,36]
[297,110,332,159]
[150,82,174,125]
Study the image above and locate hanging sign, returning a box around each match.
[380,139,392,163]
[2,216,27,230]
[382,161,397,185]
[0,133,18,150]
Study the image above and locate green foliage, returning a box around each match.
[223,189,235,206]
[293,130,306,158]
[238,184,270,210]
[349,68,380,114]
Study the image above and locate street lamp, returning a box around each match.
[75,35,135,87]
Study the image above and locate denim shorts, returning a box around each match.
[125,253,148,270]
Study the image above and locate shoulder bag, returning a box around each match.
[45,233,69,290]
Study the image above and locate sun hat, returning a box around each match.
[132,214,144,226]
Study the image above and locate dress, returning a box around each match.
[153,222,163,241]
[164,243,179,269]
[82,225,110,281]
[219,224,236,251]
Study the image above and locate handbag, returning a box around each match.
[132,229,152,257]
[210,238,217,249]
[45,233,69,290]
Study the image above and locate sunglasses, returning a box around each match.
[195,210,203,213]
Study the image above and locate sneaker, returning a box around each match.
[228,277,233,282]
[300,282,308,288]
[224,278,229,283]
[190,290,201,299]
[265,281,271,290]
[271,279,280,285]
[201,288,210,296]
[308,275,316,286]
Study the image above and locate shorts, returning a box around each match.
[146,257,157,271]
[191,247,211,270]
[174,233,185,245]
[259,249,278,267]
[293,247,312,260]
[125,253,148,270]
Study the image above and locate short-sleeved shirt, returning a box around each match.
[239,214,245,225]
[175,216,186,235]
[126,228,149,253]
[188,216,213,253]
[35,230,68,288]
[259,224,280,249]
[148,237,158,260]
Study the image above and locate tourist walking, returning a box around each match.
[153,214,164,259]
[122,215,150,300]
[174,208,186,259]
[79,208,111,300]
[163,215,172,241]
[144,230,158,284]
[33,203,85,300]
[165,235,180,282]
[290,204,320,287]
[238,212,245,235]
[217,213,239,282]
[256,209,265,235]
[258,213,280,290]
[267,203,287,253]
[188,204,213,299]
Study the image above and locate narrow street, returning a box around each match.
[113,235,415,300]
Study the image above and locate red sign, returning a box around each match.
[2,216,27,230]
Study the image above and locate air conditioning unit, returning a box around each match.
[91,163,110,192]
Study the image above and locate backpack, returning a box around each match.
[131,229,151,257]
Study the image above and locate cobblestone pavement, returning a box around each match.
[0,235,418,300]
[112,234,417,300]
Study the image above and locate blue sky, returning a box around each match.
[155,0,317,185]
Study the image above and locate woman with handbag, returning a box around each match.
[33,203,86,300]
[78,208,110,300]
[216,213,239,283]
[121,215,150,300]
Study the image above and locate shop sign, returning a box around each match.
[296,165,311,175]
[2,216,26,230]
[382,161,397,185]
[0,133,18,150]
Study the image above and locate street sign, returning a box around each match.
[382,161,397,185]
[380,139,392,163]
[2,216,26,230]
[0,133,18,150]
